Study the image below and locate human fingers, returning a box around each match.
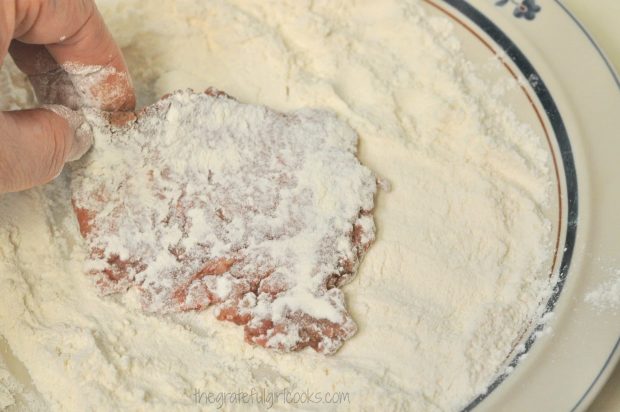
[11,0,135,111]
[9,41,83,109]
[0,108,93,193]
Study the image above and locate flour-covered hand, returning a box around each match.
[0,0,135,193]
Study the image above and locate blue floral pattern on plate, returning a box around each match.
[495,0,541,20]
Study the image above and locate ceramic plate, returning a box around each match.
[1,1,618,411]
[422,1,620,411]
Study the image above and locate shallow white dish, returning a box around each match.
[424,1,620,411]
[1,1,618,411]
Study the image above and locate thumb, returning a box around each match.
[41,105,94,162]
[0,107,93,193]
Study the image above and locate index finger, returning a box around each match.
[14,0,135,111]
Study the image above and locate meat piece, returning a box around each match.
[70,89,377,354]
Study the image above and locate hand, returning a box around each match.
[0,0,135,194]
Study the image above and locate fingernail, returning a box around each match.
[42,104,94,162]
[67,121,94,161]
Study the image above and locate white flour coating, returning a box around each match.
[62,63,132,108]
[586,268,620,312]
[28,63,131,111]
[72,89,377,354]
[40,104,94,162]
[0,0,554,411]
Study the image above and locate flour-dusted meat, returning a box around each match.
[70,89,377,354]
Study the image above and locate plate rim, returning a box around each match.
[426,0,578,409]
[431,0,620,410]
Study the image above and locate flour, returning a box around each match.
[71,89,377,354]
[62,63,132,110]
[28,63,132,112]
[0,0,554,411]
[40,104,93,162]
[586,268,620,312]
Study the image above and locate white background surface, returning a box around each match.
[560,1,620,411]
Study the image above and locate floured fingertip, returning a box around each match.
[62,62,136,111]
[41,104,95,162]
[67,122,95,162]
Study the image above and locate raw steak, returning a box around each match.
[70,89,377,354]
